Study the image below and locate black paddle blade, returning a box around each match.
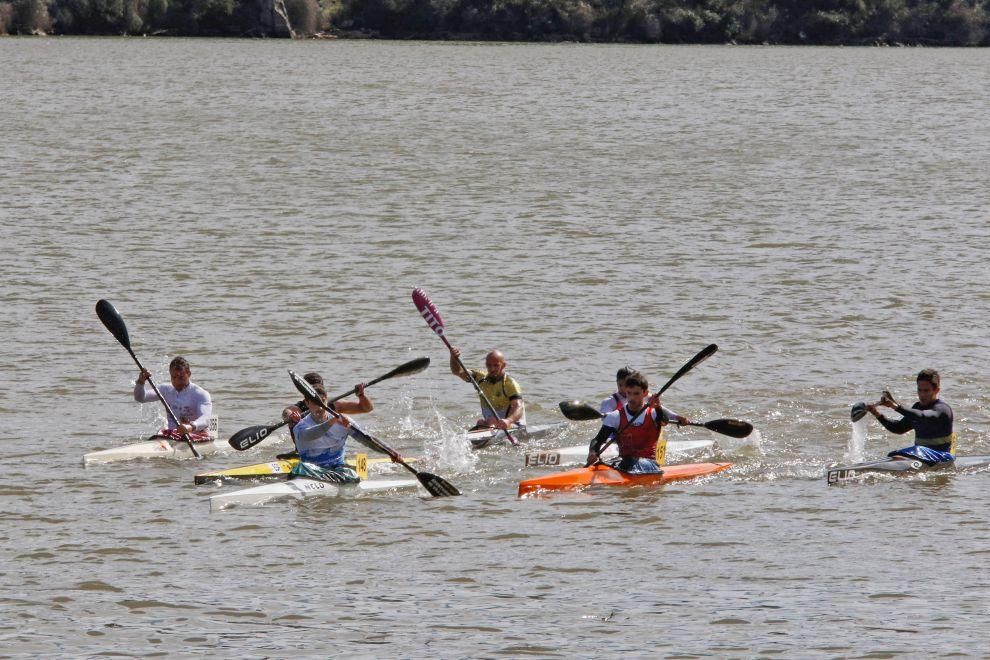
[417,472,460,497]
[558,400,605,421]
[850,402,867,422]
[289,370,318,401]
[384,356,431,380]
[703,418,754,438]
[96,299,131,349]
[228,421,286,451]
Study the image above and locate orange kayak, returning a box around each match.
[518,462,732,497]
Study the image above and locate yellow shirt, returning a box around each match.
[469,370,523,419]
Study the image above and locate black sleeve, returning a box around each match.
[589,425,614,454]
[877,414,912,435]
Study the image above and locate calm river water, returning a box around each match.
[2,38,990,657]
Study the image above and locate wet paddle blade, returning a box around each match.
[96,299,131,350]
[417,472,461,497]
[558,400,605,421]
[850,402,867,422]
[702,418,753,438]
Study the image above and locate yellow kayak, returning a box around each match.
[194,454,415,485]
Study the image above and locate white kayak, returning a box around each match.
[826,454,990,484]
[84,416,224,465]
[466,422,565,449]
[84,437,226,465]
[210,477,421,511]
[524,439,717,467]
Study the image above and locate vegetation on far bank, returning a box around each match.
[2,0,988,45]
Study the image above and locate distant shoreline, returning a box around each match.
[3,0,988,46]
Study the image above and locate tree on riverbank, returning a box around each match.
[2,0,988,44]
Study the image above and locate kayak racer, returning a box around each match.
[283,381,373,483]
[865,368,955,464]
[133,356,212,442]
[448,347,526,431]
[586,371,690,474]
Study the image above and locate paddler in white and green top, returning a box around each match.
[448,347,526,430]
[283,382,373,483]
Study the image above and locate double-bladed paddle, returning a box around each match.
[558,400,753,438]
[412,287,519,446]
[586,344,719,466]
[228,357,431,451]
[95,299,201,458]
[289,370,460,497]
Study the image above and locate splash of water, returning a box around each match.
[845,418,868,462]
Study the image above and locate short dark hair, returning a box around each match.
[616,366,634,381]
[917,369,940,388]
[169,356,191,371]
[624,371,649,391]
[304,372,324,387]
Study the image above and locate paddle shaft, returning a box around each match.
[97,300,200,458]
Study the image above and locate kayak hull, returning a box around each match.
[826,455,990,484]
[210,478,421,511]
[466,423,564,449]
[83,438,225,465]
[193,455,413,484]
[518,461,732,497]
[523,439,717,468]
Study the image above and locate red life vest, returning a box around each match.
[616,405,662,459]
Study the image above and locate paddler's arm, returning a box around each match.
[894,401,951,422]
[866,405,912,434]
[334,383,373,414]
[185,390,212,432]
[491,396,524,430]
[448,346,471,383]
[133,368,157,402]
[586,425,613,465]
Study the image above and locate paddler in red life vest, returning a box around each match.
[586,371,691,474]
[599,366,634,414]
[448,347,526,431]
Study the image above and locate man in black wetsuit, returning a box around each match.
[866,368,955,462]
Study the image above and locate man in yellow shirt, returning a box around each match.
[448,347,526,430]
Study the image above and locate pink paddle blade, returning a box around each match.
[412,288,446,336]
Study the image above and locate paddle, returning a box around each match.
[559,400,752,438]
[851,390,893,423]
[412,287,519,446]
[95,299,201,459]
[586,344,719,466]
[289,370,460,497]
[228,357,431,451]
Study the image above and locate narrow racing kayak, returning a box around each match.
[518,461,732,497]
[193,454,418,484]
[826,454,990,484]
[84,437,224,465]
[210,477,421,511]
[523,439,717,468]
[466,422,564,449]
[84,416,224,465]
